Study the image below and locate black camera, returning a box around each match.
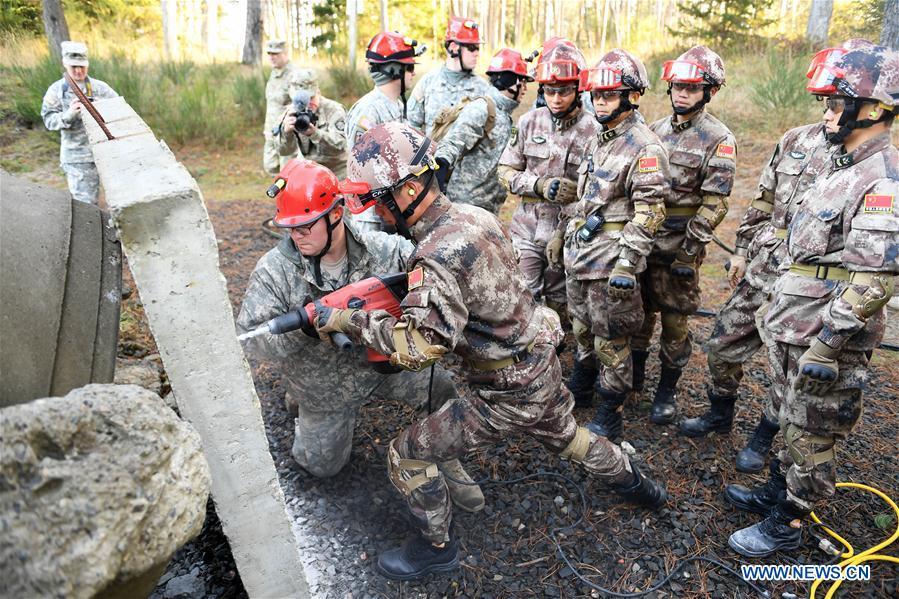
[293,108,318,133]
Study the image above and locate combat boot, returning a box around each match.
[439,459,485,513]
[649,366,680,425]
[725,459,786,515]
[586,387,625,441]
[376,532,460,580]
[631,349,649,393]
[567,359,599,408]
[728,501,807,558]
[679,390,736,437]
[735,415,780,473]
[613,461,668,509]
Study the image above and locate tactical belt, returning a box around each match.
[465,341,535,371]
[573,218,625,233]
[751,198,775,214]
[789,264,849,281]
[664,205,700,217]
[774,228,788,240]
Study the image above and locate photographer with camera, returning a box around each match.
[277,68,348,177]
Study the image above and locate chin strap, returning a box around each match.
[400,74,408,120]
[667,83,713,116]
[595,94,636,125]
[308,215,338,287]
[544,85,582,122]
[826,98,891,144]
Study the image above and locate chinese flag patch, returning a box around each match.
[407,266,425,289]
[716,143,735,158]
[638,157,659,173]
[863,194,894,213]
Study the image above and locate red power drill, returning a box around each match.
[239,273,408,371]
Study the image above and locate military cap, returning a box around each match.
[61,41,89,67]
[266,39,287,54]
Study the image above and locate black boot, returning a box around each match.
[735,415,780,473]
[613,461,668,509]
[567,359,598,408]
[679,390,736,437]
[586,387,625,441]
[650,366,680,425]
[728,501,807,558]
[376,533,460,580]
[631,349,649,393]
[725,459,786,515]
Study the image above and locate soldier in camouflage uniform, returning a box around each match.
[276,68,348,177]
[727,44,899,558]
[631,46,736,426]
[433,48,533,214]
[237,159,484,513]
[345,31,424,232]
[563,50,670,439]
[321,123,667,580]
[498,42,597,314]
[262,40,297,175]
[41,41,118,204]
[407,16,489,135]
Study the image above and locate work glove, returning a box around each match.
[608,261,637,300]
[313,301,356,344]
[670,248,698,279]
[536,177,578,205]
[727,255,747,288]
[435,156,451,193]
[796,339,841,395]
[545,229,565,266]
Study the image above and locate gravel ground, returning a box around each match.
[147,197,899,599]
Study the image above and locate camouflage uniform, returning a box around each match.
[344,88,407,231]
[434,85,518,214]
[707,123,831,414]
[763,132,898,511]
[565,111,670,395]
[237,222,456,477]
[342,196,633,543]
[631,110,736,369]
[407,66,489,135]
[499,106,598,305]
[41,77,118,204]
[277,96,348,178]
[263,62,297,174]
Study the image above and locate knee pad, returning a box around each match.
[559,426,592,464]
[660,312,689,343]
[572,317,593,351]
[387,438,441,497]
[783,423,836,470]
[594,336,630,368]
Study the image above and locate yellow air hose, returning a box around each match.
[809,482,899,599]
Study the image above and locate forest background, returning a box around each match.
[0,0,896,203]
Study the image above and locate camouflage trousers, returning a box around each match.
[509,201,566,304]
[390,343,632,543]
[288,364,457,478]
[566,277,645,395]
[631,262,703,369]
[768,342,869,512]
[61,161,100,204]
[262,134,291,175]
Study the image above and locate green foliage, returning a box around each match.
[232,69,267,124]
[321,63,370,107]
[830,0,884,43]
[670,0,775,46]
[312,0,346,57]
[0,0,41,34]
[63,0,159,33]
[89,52,145,107]
[159,60,196,85]
[9,54,62,126]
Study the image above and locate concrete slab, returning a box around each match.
[83,98,310,598]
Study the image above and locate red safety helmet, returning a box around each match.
[270,159,343,227]
[534,43,586,84]
[445,16,482,44]
[487,48,535,80]
[367,31,420,65]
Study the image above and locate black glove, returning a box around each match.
[670,248,698,279]
[435,157,451,193]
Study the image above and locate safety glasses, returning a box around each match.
[670,82,705,93]
[660,60,706,83]
[816,95,848,113]
[590,89,626,101]
[461,43,480,52]
[535,60,580,83]
[578,67,622,91]
[544,84,578,97]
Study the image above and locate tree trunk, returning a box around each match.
[41,0,70,60]
[380,0,388,31]
[883,0,899,50]
[347,0,357,69]
[805,0,833,45]
[242,0,264,65]
[513,0,522,46]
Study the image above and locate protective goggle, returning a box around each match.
[578,67,623,91]
[535,60,580,83]
[806,47,846,79]
[806,64,843,94]
[339,163,434,214]
[660,60,706,83]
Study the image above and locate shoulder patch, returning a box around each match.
[408,266,425,289]
[716,143,735,159]
[863,194,894,214]
[510,126,518,146]
[638,157,659,173]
